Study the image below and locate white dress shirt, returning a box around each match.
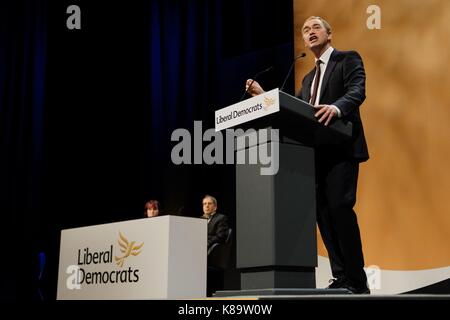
[310,46,342,117]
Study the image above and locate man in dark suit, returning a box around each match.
[245,16,369,294]
[202,195,229,296]
[202,195,229,250]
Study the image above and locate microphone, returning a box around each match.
[279,52,306,92]
[240,66,274,101]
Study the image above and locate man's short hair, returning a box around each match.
[304,16,332,34]
[203,195,217,206]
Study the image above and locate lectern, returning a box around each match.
[215,89,352,295]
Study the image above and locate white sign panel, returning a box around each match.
[215,88,280,131]
[57,215,207,300]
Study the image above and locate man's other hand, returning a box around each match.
[314,104,338,126]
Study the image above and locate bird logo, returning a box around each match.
[114,231,144,267]
[263,96,276,110]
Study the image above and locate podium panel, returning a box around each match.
[236,139,317,289]
[57,216,207,300]
[236,142,316,268]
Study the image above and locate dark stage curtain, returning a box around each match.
[0,0,47,300]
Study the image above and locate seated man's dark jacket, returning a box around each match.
[206,213,229,250]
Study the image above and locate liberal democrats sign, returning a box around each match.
[57,216,207,299]
[215,88,280,131]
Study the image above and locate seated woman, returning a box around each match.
[144,199,161,218]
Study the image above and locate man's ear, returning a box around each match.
[327,32,332,41]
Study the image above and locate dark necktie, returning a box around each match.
[310,60,322,105]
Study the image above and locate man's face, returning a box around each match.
[302,18,331,51]
[203,197,217,216]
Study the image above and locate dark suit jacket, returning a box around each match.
[206,213,229,250]
[299,49,369,161]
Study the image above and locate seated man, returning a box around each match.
[201,195,229,250]
[201,195,229,296]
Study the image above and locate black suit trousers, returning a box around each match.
[315,154,367,286]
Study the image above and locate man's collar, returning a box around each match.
[315,46,334,64]
[205,211,216,219]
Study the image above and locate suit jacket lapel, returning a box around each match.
[209,213,218,225]
[319,50,338,101]
[302,69,315,103]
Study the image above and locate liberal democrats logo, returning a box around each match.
[66,232,145,289]
[114,231,144,267]
[263,96,276,111]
